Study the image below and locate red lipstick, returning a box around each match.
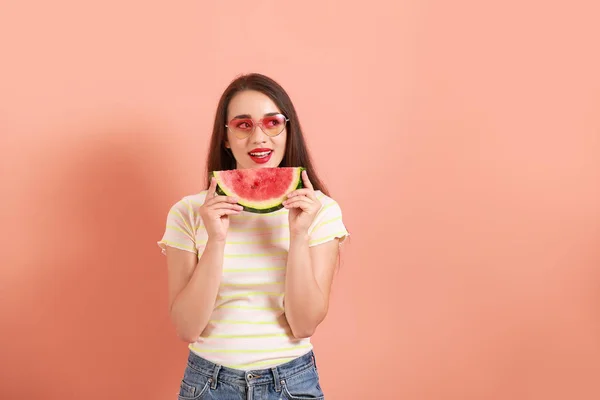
[248,148,273,164]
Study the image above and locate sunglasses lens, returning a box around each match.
[227,114,287,138]
[229,118,254,136]
[261,115,286,136]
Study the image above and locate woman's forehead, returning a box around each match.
[227,90,281,119]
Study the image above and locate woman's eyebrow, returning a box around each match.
[231,113,251,119]
[231,112,281,119]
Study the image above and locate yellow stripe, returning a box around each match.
[309,230,348,246]
[224,252,287,258]
[222,202,335,233]
[159,239,196,252]
[223,267,285,273]
[318,201,336,214]
[169,208,193,234]
[215,305,284,311]
[228,210,287,220]
[312,216,342,232]
[223,358,297,369]
[201,332,290,339]
[191,344,312,354]
[166,224,192,238]
[209,319,281,325]
[229,224,289,232]
[229,237,289,244]
[197,236,289,246]
[218,291,284,299]
[186,199,195,222]
[220,281,283,287]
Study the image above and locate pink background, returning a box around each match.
[1,1,599,399]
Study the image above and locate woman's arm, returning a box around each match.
[165,240,226,342]
[281,170,345,338]
[284,235,340,338]
[165,179,242,342]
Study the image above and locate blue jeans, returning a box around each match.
[176,350,325,400]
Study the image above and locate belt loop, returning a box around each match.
[210,364,221,390]
[271,367,281,392]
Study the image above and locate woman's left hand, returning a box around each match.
[283,170,321,236]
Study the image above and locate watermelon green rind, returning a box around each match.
[212,167,305,214]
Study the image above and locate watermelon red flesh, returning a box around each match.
[213,167,304,213]
[220,168,295,202]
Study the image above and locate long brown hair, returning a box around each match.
[205,73,330,197]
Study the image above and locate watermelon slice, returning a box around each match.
[212,167,305,214]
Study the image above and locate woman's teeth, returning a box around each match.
[250,151,271,157]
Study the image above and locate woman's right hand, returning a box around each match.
[198,177,243,242]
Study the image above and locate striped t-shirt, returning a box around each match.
[157,189,349,370]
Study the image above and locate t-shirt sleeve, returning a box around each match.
[308,197,350,247]
[157,197,198,255]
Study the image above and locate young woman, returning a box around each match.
[158,73,349,399]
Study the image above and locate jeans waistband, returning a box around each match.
[186,349,317,388]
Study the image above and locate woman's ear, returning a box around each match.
[224,140,231,149]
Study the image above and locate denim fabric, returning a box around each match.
[176,350,325,400]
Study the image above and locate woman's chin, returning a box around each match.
[237,160,282,169]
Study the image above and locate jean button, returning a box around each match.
[247,373,253,380]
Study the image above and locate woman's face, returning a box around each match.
[225,90,287,169]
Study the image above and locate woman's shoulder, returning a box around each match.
[167,190,209,214]
[184,190,210,204]
[314,190,342,208]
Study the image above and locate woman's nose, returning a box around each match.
[249,124,268,144]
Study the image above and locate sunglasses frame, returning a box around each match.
[225,113,289,139]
